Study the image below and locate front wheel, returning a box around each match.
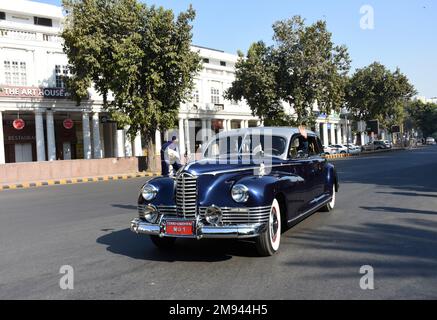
[150,235,176,249]
[321,184,336,212]
[256,199,282,256]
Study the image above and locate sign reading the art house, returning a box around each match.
[0,86,71,99]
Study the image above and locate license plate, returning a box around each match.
[166,220,194,236]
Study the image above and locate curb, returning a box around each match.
[323,153,356,160]
[0,172,160,191]
[324,147,410,161]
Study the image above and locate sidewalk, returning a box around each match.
[1,171,158,191]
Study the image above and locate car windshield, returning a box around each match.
[204,134,288,158]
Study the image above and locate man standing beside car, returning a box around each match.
[161,136,182,176]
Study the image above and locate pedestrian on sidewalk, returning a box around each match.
[161,136,182,176]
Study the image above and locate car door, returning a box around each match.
[309,136,327,201]
[282,134,316,217]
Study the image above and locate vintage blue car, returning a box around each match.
[130,127,338,256]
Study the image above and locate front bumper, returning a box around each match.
[130,218,267,239]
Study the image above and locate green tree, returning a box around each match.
[346,62,416,130]
[225,42,285,125]
[226,16,351,126]
[406,100,437,137]
[62,0,201,139]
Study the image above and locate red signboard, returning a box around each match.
[12,119,25,130]
[63,118,74,130]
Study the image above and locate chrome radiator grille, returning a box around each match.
[176,173,198,219]
[199,206,271,225]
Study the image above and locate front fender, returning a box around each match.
[137,177,175,206]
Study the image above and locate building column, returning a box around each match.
[124,128,133,157]
[184,119,191,156]
[342,122,347,144]
[221,119,227,132]
[314,121,321,138]
[82,112,92,159]
[178,117,186,157]
[115,128,125,157]
[0,111,5,164]
[322,122,329,147]
[201,119,207,147]
[240,119,245,129]
[35,111,46,161]
[361,132,366,145]
[330,123,336,145]
[154,129,161,156]
[133,131,142,157]
[92,112,102,159]
[336,123,342,145]
[46,110,56,161]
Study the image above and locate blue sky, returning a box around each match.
[34,0,436,97]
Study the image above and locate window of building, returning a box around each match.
[220,61,226,67]
[0,12,5,20]
[4,60,27,85]
[34,16,52,27]
[192,89,200,103]
[55,65,70,88]
[202,58,210,64]
[211,87,220,104]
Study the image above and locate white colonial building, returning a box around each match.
[0,0,352,165]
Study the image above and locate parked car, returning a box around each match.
[130,127,339,256]
[345,144,362,154]
[426,137,436,145]
[324,145,339,155]
[361,140,390,151]
[331,144,349,154]
[380,140,393,149]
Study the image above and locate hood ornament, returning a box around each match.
[259,162,266,177]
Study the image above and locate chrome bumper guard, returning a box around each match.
[130,218,267,239]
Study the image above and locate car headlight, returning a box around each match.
[205,206,222,225]
[231,184,249,203]
[141,184,158,201]
[143,205,159,223]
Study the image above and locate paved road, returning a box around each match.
[1,147,437,299]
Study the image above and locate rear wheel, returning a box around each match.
[321,184,336,212]
[150,235,176,249]
[256,199,282,256]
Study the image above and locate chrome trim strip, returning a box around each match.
[287,197,332,224]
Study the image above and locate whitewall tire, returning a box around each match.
[256,199,282,256]
[321,184,336,212]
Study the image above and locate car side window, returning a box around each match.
[307,136,320,156]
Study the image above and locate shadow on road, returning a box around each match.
[285,218,437,278]
[376,191,437,198]
[111,204,137,210]
[360,206,437,215]
[96,228,260,262]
